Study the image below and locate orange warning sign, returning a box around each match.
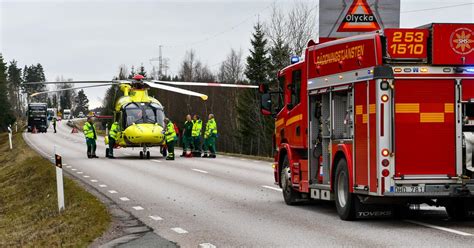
[337,0,381,33]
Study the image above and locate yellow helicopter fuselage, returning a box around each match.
[105,84,166,147]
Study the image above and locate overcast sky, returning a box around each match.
[1,0,474,108]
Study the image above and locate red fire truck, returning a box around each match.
[260,23,474,220]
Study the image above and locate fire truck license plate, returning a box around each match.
[394,185,425,193]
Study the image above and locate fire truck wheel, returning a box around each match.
[446,199,474,220]
[334,159,357,220]
[281,155,301,205]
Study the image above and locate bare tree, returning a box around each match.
[218,48,244,84]
[265,3,288,47]
[286,1,317,55]
[179,49,197,81]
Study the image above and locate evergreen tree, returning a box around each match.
[24,64,47,102]
[0,54,16,130]
[74,89,89,115]
[236,22,272,155]
[7,60,23,116]
[128,66,136,79]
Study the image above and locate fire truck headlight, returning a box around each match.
[381,149,390,157]
[381,94,389,102]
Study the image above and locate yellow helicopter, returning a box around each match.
[26,74,257,159]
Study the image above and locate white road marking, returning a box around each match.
[240,158,247,161]
[77,171,83,174]
[262,185,282,192]
[405,220,473,236]
[151,159,162,163]
[99,184,107,188]
[171,227,188,234]
[132,206,144,210]
[120,197,130,201]
[192,168,209,174]
[199,243,217,248]
[149,215,163,221]
[66,166,72,168]
[90,179,98,183]
[63,163,68,166]
[71,168,77,171]
[83,175,90,178]
[108,190,118,194]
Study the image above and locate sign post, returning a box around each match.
[54,145,65,212]
[8,125,12,150]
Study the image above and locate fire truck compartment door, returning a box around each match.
[394,79,456,177]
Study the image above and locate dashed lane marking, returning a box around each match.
[77,171,83,174]
[83,175,90,178]
[132,206,144,210]
[192,169,209,174]
[63,163,68,166]
[171,227,188,234]
[120,197,130,201]
[90,179,98,182]
[151,159,162,163]
[71,168,77,171]
[99,184,107,188]
[108,190,118,194]
[66,166,72,168]
[262,185,283,192]
[199,243,217,248]
[149,215,163,221]
[405,220,473,236]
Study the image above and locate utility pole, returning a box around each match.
[158,45,163,80]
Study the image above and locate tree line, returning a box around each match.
[0,54,91,131]
[101,3,316,156]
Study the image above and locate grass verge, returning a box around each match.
[0,132,110,247]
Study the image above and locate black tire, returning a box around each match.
[139,151,144,159]
[446,199,474,220]
[146,151,150,159]
[334,159,357,220]
[281,155,301,205]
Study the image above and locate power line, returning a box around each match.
[161,1,277,49]
[401,2,474,14]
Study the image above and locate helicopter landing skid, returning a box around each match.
[139,146,151,159]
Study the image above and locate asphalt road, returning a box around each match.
[23,120,474,247]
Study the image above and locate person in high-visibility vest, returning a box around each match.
[164,118,178,160]
[181,114,193,157]
[84,116,98,158]
[202,114,218,158]
[192,114,203,156]
[108,121,120,159]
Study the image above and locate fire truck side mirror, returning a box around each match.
[260,93,272,116]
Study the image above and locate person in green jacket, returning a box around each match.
[181,114,193,157]
[202,114,218,158]
[192,114,203,156]
[84,116,98,159]
[164,118,177,160]
[108,121,120,159]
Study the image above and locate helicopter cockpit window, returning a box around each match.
[123,103,165,127]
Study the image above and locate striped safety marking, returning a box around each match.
[286,114,302,126]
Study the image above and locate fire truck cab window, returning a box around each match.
[289,70,301,108]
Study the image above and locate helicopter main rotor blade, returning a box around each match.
[30,83,116,97]
[152,80,258,89]
[23,80,124,85]
[144,81,208,100]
